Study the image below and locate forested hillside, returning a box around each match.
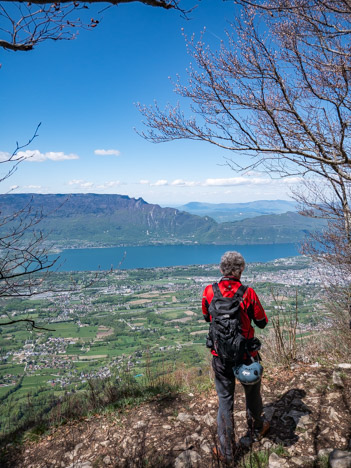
[0,194,326,247]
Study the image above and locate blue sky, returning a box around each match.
[0,0,297,206]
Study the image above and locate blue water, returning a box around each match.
[52,243,300,271]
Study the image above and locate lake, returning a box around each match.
[52,243,300,271]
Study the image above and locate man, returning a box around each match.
[202,251,269,462]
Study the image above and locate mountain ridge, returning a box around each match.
[175,199,297,222]
[0,193,325,246]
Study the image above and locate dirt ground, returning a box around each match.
[3,363,351,467]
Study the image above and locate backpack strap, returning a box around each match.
[212,282,248,299]
[235,284,248,299]
[212,282,222,297]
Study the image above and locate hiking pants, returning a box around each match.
[212,355,264,460]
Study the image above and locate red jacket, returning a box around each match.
[202,276,268,358]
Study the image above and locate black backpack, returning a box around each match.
[207,283,248,365]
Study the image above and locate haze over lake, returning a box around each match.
[53,243,300,271]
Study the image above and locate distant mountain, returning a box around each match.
[176,200,297,222]
[202,211,326,244]
[0,194,324,247]
[0,194,216,246]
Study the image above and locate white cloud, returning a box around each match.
[9,185,19,191]
[0,151,11,162]
[139,179,149,185]
[68,179,94,188]
[16,150,79,162]
[284,176,303,184]
[203,177,270,186]
[25,185,42,189]
[0,149,79,162]
[145,176,273,188]
[68,179,84,185]
[151,179,168,186]
[171,179,200,187]
[94,149,120,156]
[96,181,120,189]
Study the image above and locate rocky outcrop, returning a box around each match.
[7,362,351,467]
[329,449,351,468]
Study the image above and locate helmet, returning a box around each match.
[233,361,263,385]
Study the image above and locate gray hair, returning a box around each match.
[220,251,245,277]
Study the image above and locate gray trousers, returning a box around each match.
[212,355,264,459]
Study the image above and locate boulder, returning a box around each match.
[268,453,289,467]
[329,449,351,468]
[174,450,201,468]
[290,455,314,466]
[317,448,333,457]
[332,371,344,388]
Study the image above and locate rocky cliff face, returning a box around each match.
[11,362,351,468]
[0,193,216,245]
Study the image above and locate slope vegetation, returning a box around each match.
[0,194,325,246]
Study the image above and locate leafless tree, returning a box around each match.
[139,1,351,247]
[0,0,187,53]
[0,125,60,330]
[139,0,351,338]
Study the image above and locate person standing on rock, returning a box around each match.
[202,251,269,462]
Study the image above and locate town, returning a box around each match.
[0,256,330,433]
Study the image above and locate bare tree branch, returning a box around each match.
[139,0,351,276]
[0,1,189,53]
[0,318,54,331]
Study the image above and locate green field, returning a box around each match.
[0,257,326,434]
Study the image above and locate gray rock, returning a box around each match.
[121,436,132,450]
[290,455,314,466]
[177,413,193,423]
[66,463,93,468]
[200,442,211,454]
[65,451,74,461]
[318,448,333,457]
[103,455,112,465]
[188,433,203,442]
[268,453,289,468]
[296,414,311,429]
[338,363,351,370]
[74,443,83,457]
[333,371,344,388]
[329,449,351,468]
[174,450,201,468]
[133,420,146,429]
[329,407,341,422]
[173,443,187,451]
[202,413,215,426]
[262,439,273,449]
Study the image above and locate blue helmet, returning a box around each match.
[233,361,263,385]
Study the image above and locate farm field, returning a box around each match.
[0,256,328,433]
